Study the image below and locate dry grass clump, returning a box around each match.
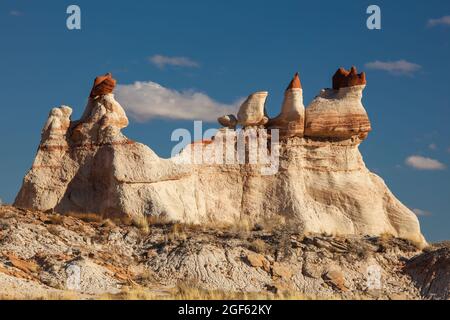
[379,232,394,243]
[102,282,312,301]
[0,284,319,300]
[47,214,65,225]
[249,239,268,254]
[255,215,287,233]
[167,223,188,242]
[146,214,170,226]
[0,290,83,300]
[64,212,105,223]
[132,215,150,235]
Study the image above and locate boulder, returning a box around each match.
[217,114,238,129]
[245,253,270,272]
[323,268,347,291]
[271,262,293,279]
[237,91,269,127]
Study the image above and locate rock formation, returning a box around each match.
[236,91,269,127]
[15,69,426,246]
[217,114,238,129]
[41,106,72,146]
[90,73,117,97]
[305,67,371,140]
[332,66,366,90]
[266,73,305,137]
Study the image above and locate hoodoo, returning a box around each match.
[267,72,305,137]
[15,68,425,246]
[236,91,269,127]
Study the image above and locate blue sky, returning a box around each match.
[1,0,449,241]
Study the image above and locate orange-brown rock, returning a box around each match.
[323,269,348,292]
[5,253,39,274]
[286,72,302,90]
[332,66,366,90]
[90,73,117,97]
[271,262,293,279]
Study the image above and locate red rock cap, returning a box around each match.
[90,73,117,97]
[332,66,366,90]
[286,72,302,91]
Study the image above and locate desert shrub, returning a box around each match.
[168,223,187,242]
[255,215,286,233]
[249,239,267,254]
[146,214,170,226]
[132,215,150,235]
[229,216,254,239]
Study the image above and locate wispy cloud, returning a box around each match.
[412,208,432,217]
[9,10,23,16]
[365,60,421,75]
[149,55,199,69]
[427,15,450,27]
[428,143,437,151]
[115,81,242,122]
[405,155,446,170]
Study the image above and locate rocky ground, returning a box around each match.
[0,205,448,300]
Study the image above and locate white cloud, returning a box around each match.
[427,15,450,27]
[149,55,199,69]
[365,60,421,75]
[115,81,242,122]
[412,208,432,217]
[405,155,446,170]
[9,10,23,16]
[428,143,437,150]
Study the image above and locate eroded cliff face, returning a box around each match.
[14,69,426,246]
